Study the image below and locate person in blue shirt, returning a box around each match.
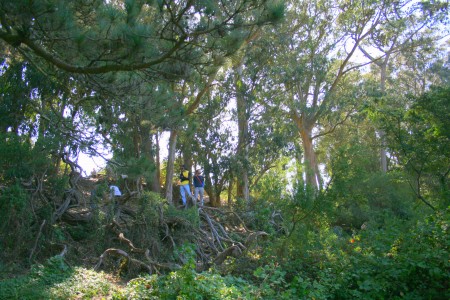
[193,169,205,206]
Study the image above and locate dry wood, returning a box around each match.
[245,231,269,246]
[94,248,152,274]
[29,219,46,262]
[56,244,68,258]
[213,245,242,265]
[118,233,145,253]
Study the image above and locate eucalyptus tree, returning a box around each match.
[375,86,450,210]
[358,0,448,172]
[231,59,294,203]
[258,0,390,191]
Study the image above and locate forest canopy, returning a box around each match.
[0,0,449,299]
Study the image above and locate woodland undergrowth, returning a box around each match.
[0,169,449,299]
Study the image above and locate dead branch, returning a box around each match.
[144,249,181,273]
[94,248,152,274]
[29,219,46,262]
[201,206,250,232]
[56,244,68,258]
[245,231,269,247]
[213,245,242,265]
[161,222,176,249]
[200,210,225,251]
[117,191,138,205]
[62,207,92,223]
[52,196,72,223]
[118,233,145,253]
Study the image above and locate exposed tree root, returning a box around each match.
[93,205,269,276]
[28,162,269,277]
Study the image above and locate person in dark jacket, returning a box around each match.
[193,169,205,206]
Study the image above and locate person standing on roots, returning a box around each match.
[179,165,193,208]
[109,182,122,218]
[193,169,205,206]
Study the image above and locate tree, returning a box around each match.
[0,0,282,76]
[257,0,390,191]
[378,86,450,210]
[358,0,449,172]
[1,1,286,204]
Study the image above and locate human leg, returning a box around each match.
[180,185,187,206]
[193,187,199,206]
[185,185,194,205]
[199,187,204,205]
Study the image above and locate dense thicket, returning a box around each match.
[0,0,449,299]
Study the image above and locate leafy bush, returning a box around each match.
[0,133,33,182]
[0,256,119,300]
[0,183,33,259]
[115,249,263,300]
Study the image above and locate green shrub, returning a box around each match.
[0,256,72,299]
[115,258,263,299]
[331,209,449,299]
[0,183,33,258]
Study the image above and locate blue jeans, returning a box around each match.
[180,184,192,206]
[194,187,204,205]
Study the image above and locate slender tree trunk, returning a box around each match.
[140,123,160,193]
[204,158,221,207]
[155,132,161,192]
[205,163,216,204]
[379,62,388,173]
[211,164,223,207]
[132,115,142,159]
[235,66,250,203]
[165,129,178,205]
[227,177,233,206]
[144,132,160,193]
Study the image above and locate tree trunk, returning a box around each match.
[235,66,250,203]
[292,112,320,191]
[165,129,178,205]
[379,62,388,173]
[204,175,216,206]
[148,135,161,193]
[140,123,160,193]
[155,132,161,192]
[227,177,233,206]
[300,127,319,190]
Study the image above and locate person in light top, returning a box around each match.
[108,182,122,217]
[110,185,122,198]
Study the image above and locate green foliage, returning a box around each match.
[0,256,71,299]
[253,262,288,298]
[324,133,416,229]
[331,209,450,299]
[0,183,33,256]
[115,260,261,300]
[246,205,449,299]
[0,256,118,300]
[371,85,450,209]
[0,133,33,182]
